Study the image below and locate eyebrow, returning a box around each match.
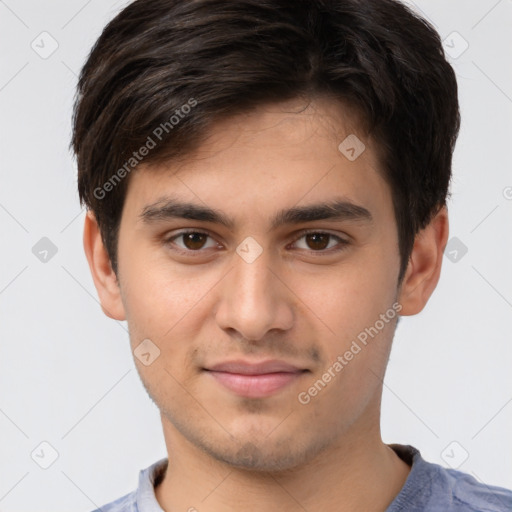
[139,196,373,230]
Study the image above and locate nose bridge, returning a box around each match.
[231,243,276,311]
[215,240,293,340]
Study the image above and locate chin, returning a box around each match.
[206,440,305,472]
[197,429,331,474]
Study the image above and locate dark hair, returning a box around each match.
[72,0,460,282]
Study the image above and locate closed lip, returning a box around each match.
[204,359,307,375]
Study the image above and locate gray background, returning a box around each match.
[0,0,511,510]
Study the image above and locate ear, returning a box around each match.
[397,206,449,316]
[83,210,126,321]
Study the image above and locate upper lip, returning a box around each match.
[205,359,306,375]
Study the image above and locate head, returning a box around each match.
[75,0,459,471]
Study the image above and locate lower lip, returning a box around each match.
[206,370,304,398]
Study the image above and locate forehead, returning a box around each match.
[122,97,390,224]
[191,96,371,157]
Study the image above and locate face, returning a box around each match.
[114,97,403,471]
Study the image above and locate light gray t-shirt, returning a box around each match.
[92,444,512,511]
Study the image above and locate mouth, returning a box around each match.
[203,359,310,399]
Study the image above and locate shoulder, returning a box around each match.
[89,489,137,512]
[443,466,512,512]
[88,457,168,512]
[388,444,512,512]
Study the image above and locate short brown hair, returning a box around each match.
[72,0,460,282]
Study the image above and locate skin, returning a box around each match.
[84,97,449,511]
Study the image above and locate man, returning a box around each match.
[73,0,512,510]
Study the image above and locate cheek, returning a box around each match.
[289,249,399,383]
[291,254,397,333]
[120,265,224,390]
[299,316,395,426]
[118,240,206,336]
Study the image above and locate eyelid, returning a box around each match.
[292,228,350,243]
[165,228,220,254]
[289,229,350,253]
[164,228,350,255]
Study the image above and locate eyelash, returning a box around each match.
[164,229,350,257]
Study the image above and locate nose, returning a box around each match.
[214,243,294,343]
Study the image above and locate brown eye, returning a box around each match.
[305,233,330,250]
[182,232,208,250]
[166,230,218,253]
[292,231,349,253]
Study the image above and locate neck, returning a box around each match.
[154,414,411,512]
